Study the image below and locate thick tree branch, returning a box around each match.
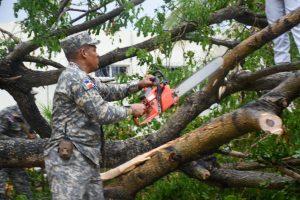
[182,159,292,189]
[278,166,300,182]
[234,61,300,83]
[208,6,267,28]
[207,168,293,189]
[223,62,300,96]
[222,162,267,171]
[0,27,20,43]
[5,67,64,88]
[225,72,294,95]
[210,37,240,49]
[234,7,267,28]
[0,138,45,168]
[23,55,65,69]
[184,36,240,49]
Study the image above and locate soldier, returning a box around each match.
[0,105,36,200]
[44,31,154,200]
[265,0,300,64]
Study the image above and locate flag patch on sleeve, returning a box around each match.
[83,79,95,90]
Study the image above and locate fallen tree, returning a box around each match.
[103,68,300,199]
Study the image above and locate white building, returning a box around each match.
[0,22,227,110]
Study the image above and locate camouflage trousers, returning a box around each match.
[45,147,104,200]
[0,168,32,199]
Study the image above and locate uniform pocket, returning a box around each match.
[58,139,74,160]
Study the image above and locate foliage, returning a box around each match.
[136,172,220,200]
[39,103,53,125]
[0,38,16,60]
[27,168,51,200]
[6,169,50,200]
[137,172,300,200]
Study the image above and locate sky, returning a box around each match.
[0,0,25,22]
[0,0,165,23]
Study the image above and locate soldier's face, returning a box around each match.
[84,45,99,72]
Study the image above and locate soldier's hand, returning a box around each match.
[130,104,146,117]
[138,75,156,89]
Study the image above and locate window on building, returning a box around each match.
[95,65,128,77]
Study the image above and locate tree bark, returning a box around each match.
[207,168,293,189]
[0,138,45,168]
[182,159,293,190]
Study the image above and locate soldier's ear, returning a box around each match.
[80,48,87,58]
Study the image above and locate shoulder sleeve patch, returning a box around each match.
[82,79,96,90]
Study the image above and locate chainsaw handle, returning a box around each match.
[152,70,168,84]
[133,116,148,126]
[133,114,158,126]
[133,116,141,126]
[133,101,159,126]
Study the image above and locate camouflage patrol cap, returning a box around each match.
[60,31,100,55]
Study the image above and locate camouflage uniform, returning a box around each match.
[44,31,139,200]
[0,105,32,200]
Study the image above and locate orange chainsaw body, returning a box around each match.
[134,83,179,125]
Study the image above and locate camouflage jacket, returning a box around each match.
[44,62,139,165]
[0,105,30,139]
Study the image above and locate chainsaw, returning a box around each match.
[133,57,224,126]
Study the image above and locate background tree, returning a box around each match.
[1,0,300,199]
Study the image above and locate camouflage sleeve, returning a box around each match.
[93,77,140,101]
[71,76,131,124]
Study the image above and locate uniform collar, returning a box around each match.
[69,62,86,73]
